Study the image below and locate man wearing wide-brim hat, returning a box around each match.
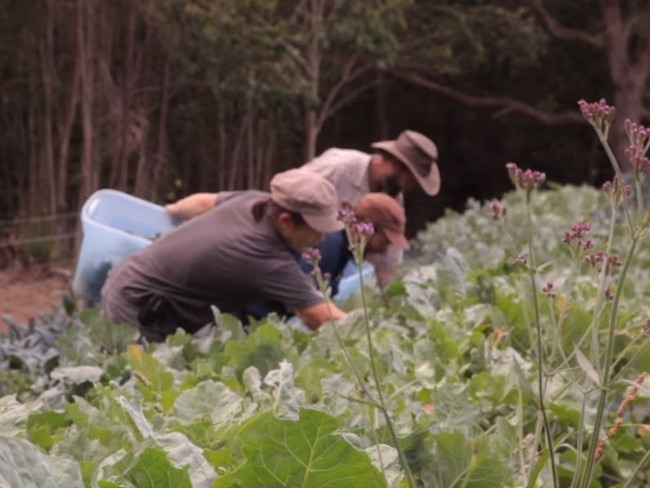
[299,129,440,285]
[166,130,441,286]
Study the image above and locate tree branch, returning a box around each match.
[320,77,379,125]
[391,71,585,125]
[318,58,371,123]
[529,0,603,48]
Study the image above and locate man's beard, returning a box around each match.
[378,177,401,197]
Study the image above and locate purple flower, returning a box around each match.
[624,120,650,151]
[642,319,650,333]
[490,201,507,220]
[541,281,556,298]
[514,253,528,266]
[351,221,374,237]
[602,176,632,207]
[505,162,546,197]
[604,286,614,301]
[578,99,616,135]
[624,145,650,179]
[303,247,322,266]
[563,222,594,255]
[338,204,356,226]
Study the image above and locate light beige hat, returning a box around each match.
[371,130,441,196]
[355,193,409,249]
[270,168,344,233]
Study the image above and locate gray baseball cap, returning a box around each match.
[270,169,344,233]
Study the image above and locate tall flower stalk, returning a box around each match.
[339,204,417,487]
[307,205,416,488]
[506,162,559,487]
[576,100,650,487]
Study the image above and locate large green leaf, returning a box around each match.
[421,430,513,488]
[108,446,193,488]
[0,437,84,487]
[219,408,387,488]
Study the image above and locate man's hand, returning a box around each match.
[165,193,218,220]
[296,302,347,330]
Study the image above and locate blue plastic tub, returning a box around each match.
[72,189,179,303]
[334,260,374,302]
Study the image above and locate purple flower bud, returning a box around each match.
[642,319,650,333]
[624,119,650,151]
[604,286,614,300]
[302,247,322,265]
[602,176,632,207]
[338,205,356,226]
[578,99,616,136]
[625,145,650,179]
[514,253,528,266]
[490,201,507,220]
[541,281,556,298]
[505,162,545,196]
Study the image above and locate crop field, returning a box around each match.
[1,172,650,487]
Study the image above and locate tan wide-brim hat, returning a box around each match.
[270,169,344,234]
[355,193,410,250]
[371,130,441,196]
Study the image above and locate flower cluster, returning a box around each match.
[602,176,632,208]
[541,281,556,299]
[583,251,622,274]
[624,119,650,152]
[625,145,650,180]
[490,201,507,220]
[505,162,546,198]
[338,203,374,264]
[302,247,322,267]
[643,319,650,333]
[338,204,356,226]
[578,99,616,137]
[563,221,594,256]
[513,253,528,267]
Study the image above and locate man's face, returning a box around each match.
[364,230,390,255]
[277,214,324,251]
[374,156,417,195]
[393,161,418,193]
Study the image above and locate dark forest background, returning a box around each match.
[0,0,649,265]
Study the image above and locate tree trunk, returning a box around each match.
[601,0,650,170]
[151,54,172,201]
[77,0,96,207]
[303,0,324,161]
[40,0,57,217]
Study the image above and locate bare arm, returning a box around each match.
[165,193,218,220]
[296,302,347,330]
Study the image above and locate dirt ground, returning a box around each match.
[0,265,72,328]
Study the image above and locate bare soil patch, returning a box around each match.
[0,265,72,329]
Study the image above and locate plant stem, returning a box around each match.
[580,235,640,487]
[358,262,417,488]
[525,196,559,488]
[599,136,635,233]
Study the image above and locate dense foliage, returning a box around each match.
[3,0,649,256]
[2,176,649,486]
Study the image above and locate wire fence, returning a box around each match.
[0,212,81,269]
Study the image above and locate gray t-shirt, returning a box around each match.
[101,190,323,333]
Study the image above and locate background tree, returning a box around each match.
[392,0,650,169]
[0,0,649,263]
